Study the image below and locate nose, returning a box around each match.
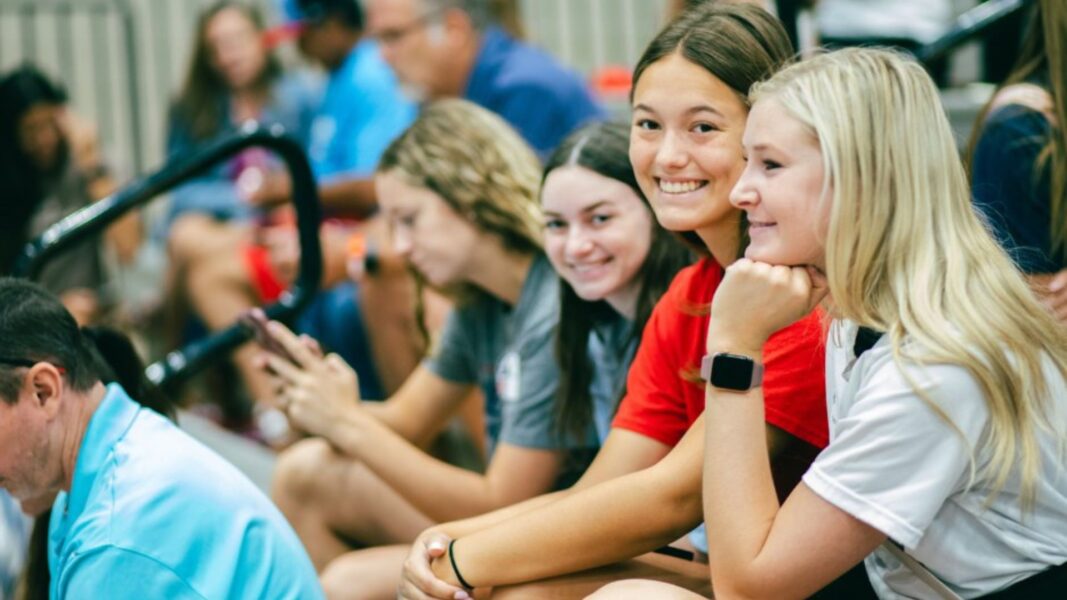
[655,130,689,171]
[729,162,758,210]
[564,226,594,260]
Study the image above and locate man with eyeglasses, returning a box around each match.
[366,0,604,159]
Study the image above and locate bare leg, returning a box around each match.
[320,544,412,600]
[272,438,435,571]
[180,225,277,404]
[490,552,712,599]
[586,579,707,599]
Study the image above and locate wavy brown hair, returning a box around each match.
[377,99,543,343]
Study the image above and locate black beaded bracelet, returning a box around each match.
[448,539,475,591]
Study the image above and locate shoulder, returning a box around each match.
[848,344,990,433]
[481,33,593,104]
[979,92,1054,145]
[273,71,321,105]
[665,257,723,304]
[348,40,401,88]
[989,83,1055,126]
[109,411,276,523]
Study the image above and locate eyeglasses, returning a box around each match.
[373,8,445,46]
[0,358,66,374]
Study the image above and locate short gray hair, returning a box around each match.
[420,0,491,30]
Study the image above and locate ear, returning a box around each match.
[25,363,65,419]
[439,8,472,46]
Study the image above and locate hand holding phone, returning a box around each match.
[240,308,299,365]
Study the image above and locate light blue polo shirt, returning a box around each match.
[308,38,416,181]
[48,384,323,599]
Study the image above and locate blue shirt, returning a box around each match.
[48,384,323,600]
[972,103,1064,273]
[308,39,416,180]
[464,27,604,159]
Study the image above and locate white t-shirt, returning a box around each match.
[804,320,1067,599]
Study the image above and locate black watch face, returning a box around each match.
[709,354,754,390]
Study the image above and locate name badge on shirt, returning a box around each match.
[495,351,521,403]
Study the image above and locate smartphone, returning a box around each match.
[239,308,298,365]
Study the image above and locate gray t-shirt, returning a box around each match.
[588,315,635,443]
[424,254,569,458]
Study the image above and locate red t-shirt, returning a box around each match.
[612,258,828,449]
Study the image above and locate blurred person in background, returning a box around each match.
[163,0,319,231]
[0,65,141,326]
[366,0,604,159]
[168,0,419,437]
[971,0,1067,324]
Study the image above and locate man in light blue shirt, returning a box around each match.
[0,279,323,599]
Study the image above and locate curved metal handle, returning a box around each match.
[13,123,323,390]
[916,0,1033,66]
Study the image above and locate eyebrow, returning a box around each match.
[543,200,614,218]
[746,142,782,154]
[632,103,725,119]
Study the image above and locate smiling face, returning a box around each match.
[629,52,749,247]
[731,97,828,268]
[376,169,482,287]
[541,166,653,317]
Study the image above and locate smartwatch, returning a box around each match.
[700,352,764,391]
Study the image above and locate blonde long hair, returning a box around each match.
[752,48,1067,508]
[377,98,543,304]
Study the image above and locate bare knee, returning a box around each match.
[272,438,344,507]
[321,547,409,600]
[168,214,217,263]
[585,579,703,599]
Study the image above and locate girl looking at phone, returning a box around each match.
[261,99,597,594]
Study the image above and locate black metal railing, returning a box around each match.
[12,124,322,391]
[916,0,1034,67]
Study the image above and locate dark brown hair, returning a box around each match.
[546,122,692,443]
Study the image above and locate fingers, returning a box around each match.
[266,320,319,369]
[262,351,305,385]
[398,535,468,600]
[300,334,323,358]
[1049,269,1067,293]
